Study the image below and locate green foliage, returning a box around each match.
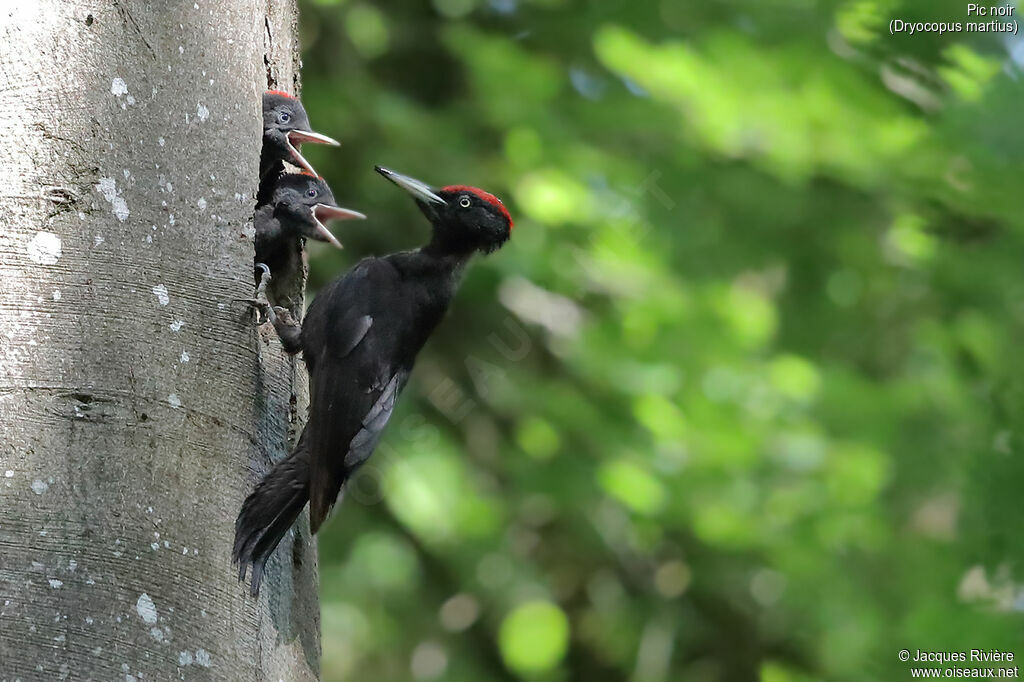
[299,0,1024,679]
[498,601,571,674]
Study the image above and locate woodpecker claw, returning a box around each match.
[255,262,272,294]
[240,263,302,352]
[240,264,275,325]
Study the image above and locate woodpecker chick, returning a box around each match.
[260,90,339,203]
[254,172,365,285]
[234,166,513,595]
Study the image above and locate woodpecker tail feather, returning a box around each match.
[233,438,310,596]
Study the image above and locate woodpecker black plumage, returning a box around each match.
[254,173,364,285]
[234,166,513,595]
[258,91,339,205]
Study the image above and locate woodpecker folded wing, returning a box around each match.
[300,258,407,532]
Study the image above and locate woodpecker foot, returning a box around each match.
[255,262,272,297]
[244,263,302,353]
[240,263,274,325]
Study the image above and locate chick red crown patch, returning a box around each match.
[266,90,295,99]
[443,185,514,229]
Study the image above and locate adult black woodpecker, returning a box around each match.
[254,172,365,287]
[234,166,513,594]
[258,90,339,205]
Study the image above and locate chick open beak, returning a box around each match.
[311,204,366,249]
[286,130,340,175]
[375,166,445,205]
[288,129,340,147]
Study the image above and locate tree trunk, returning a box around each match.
[0,2,319,679]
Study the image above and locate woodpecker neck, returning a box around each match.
[423,228,477,262]
[392,235,473,291]
[417,242,471,282]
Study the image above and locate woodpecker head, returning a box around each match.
[270,173,365,248]
[375,166,513,254]
[263,91,339,176]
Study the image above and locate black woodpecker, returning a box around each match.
[254,172,364,287]
[234,166,514,595]
[259,90,339,204]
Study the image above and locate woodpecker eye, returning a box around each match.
[279,111,291,123]
[459,196,472,208]
[306,188,318,198]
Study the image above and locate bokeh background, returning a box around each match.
[296,0,1024,679]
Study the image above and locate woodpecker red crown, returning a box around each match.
[266,89,295,99]
[299,170,323,180]
[443,185,514,229]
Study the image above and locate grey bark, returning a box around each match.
[0,2,318,680]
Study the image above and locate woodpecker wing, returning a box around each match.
[300,257,410,532]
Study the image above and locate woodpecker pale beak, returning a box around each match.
[376,166,445,205]
[311,204,366,249]
[289,129,339,146]
[286,130,340,175]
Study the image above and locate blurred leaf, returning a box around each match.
[597,459,667,516]
[498,601,570,675]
